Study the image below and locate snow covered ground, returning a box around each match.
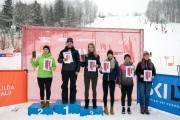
[0,101,179,120]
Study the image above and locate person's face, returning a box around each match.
[66,42,73,48]
[108,54,113,59]
[43,48,49,54]
[88,45,94,52]
[144,55,149,60]
[125,57,131,63]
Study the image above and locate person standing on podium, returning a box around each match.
[80,43,101,109]
[99,50,119,115]
[58,37,80,104]
[30,45,56,108]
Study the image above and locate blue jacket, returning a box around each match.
[100,57,119,82]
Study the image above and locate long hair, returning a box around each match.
[86,43,98,58]
[141,58,153,69]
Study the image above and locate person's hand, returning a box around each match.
[63,58,67,62]
[75,72,79,76]
[49,67,52,71]
[119,84,121,88]
[96,65,99,68]
[133,65,135,71]
[99,67,102,72]
[152,76,154,79]
[30,58,34,62]
[140,75,144,78]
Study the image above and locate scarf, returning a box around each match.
[106,57,115,69]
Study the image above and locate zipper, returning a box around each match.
[108,73,109,81]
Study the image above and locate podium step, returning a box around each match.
[80,106,103,116]
[28,103,54,116]
[53,100,81,115]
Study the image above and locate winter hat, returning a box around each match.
[43,45,51,53]
[107,50,113,56]
[66,37,73,43]
[143,51,150,56]
[124,54,131,60]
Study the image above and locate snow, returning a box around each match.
[0,101,179,120]
[87,15,180,75]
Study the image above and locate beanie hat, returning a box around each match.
[143,51,150,56]
[66,37,73,43]
[107,50,113,56]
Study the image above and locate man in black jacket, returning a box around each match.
[58,37,80,104]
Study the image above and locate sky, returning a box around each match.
[0,0,150,15]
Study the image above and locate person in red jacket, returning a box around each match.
[118,54,134,114]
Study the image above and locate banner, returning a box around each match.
[22,26,144,100]
[137,74,180,116]
[0,70,28,107]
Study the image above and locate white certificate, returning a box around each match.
[88,60,96,72]
[43,59,52,71]
[126,66,134,78]
[63,52,72,64]
[102,61,110,73]
[144,70,152,82]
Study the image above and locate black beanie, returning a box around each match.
[124,54,131,60]
[107,50,113,56]
[66,37,73,43]
[43,45,51,53]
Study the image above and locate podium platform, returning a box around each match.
[53,100,81,115]
[80,106,103,116]
[28,103,54,116]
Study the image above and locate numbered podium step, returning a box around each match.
[53,100,81,115]
[80,106,103,116]
[28,103,54,116]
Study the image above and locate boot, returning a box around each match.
[145,106,150,115]
[93,99,97,109]
[84,99,89,109]
[104,107,109,115]
[140,105,145,114]
[122,107,125,114]
[62,100,68,104]
[110,107,114,115]
[45,101,50,108]
[127,107,132,114]
[40,100,45,108]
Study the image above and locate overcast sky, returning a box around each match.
[0,0,150,15]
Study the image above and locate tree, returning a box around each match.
[54,0,65,26]
[1,0,13,28]
[30,0,44,26]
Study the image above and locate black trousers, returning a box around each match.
[84,77,98,100]
[61,70,77,101]
[121,85,133,106]
[103,80,115,107]
[37,77,52,100]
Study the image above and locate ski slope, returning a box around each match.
[87,15,180,75]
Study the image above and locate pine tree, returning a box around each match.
[54,0,65,26]
[32,0,44,26]
[1,0,13,28]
